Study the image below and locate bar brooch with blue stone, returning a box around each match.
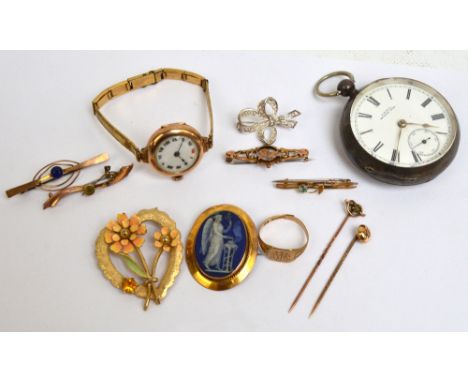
[5,153,109,198]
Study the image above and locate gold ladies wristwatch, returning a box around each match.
[92,68,214,181]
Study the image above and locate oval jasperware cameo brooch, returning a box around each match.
[95,208,183,310]
[186,204,258,291]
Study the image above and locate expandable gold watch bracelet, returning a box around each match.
[92,68,214,180]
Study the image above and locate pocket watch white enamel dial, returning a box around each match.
[315,72,460,185]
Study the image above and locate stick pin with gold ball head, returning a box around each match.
[289,200,365,313]
[309,224,371,317]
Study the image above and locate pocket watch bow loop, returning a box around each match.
[237,97,301,145]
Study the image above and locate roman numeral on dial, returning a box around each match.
[391,149,399,162]
[431,113,445,120]
[358,113,372,118]
[406,89,412,99]
[367,96,380,106]
[373,141,384,152]
[421,98,432,107]
[412,150,422,163]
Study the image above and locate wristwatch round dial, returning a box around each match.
[147,123,203,178]
[92,68,214,181]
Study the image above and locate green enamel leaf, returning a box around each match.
[120,255,147,278]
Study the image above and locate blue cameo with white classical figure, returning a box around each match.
[195,210,247,278]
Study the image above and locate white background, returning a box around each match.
[1,51,467,331]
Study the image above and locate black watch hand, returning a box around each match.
[413,137,431,149]
[174,139,185,157]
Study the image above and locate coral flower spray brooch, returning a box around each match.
[95,208,182,310]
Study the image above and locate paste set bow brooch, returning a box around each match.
[237,97,301,145]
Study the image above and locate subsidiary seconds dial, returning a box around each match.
[408,129,440,159]
[350,79,456,168]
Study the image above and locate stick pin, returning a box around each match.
[309,224,371,317]
[289,199,365,313]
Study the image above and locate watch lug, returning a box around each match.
[137,147,149,162]
[203,136,213,151]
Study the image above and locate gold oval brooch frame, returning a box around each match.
[95,208,182,310]
[186,204,258,291]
